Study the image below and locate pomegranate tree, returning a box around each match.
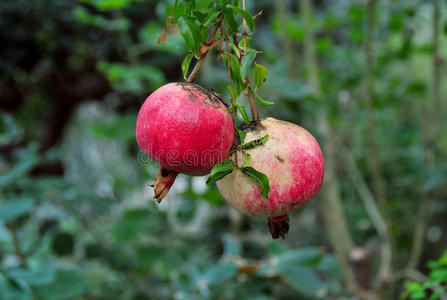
[215,118,324,238]
[136,82,234,202]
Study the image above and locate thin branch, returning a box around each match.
[299,0,362,297]
[407,0,441,270]
[186,20,222,83]
[365,0,387,219]
[276,0,297,78]
[245,80,259,121]
[242,0,248,55]
[432,0,441,123]
[342,146,393,288]
[365,0,393,294]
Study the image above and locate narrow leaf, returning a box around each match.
[235,103,250,123]
[241,135,269,150]
[241,167,270,198]
[206,159,237,185]
[177,15,202,53]
[228,85,240,101]
[230,43,240,58]
[248,86,274,106]
[218,0,238,31]
[253,63,268,88]
[238,37,251,49]
[236,127,246,144]
[243,152,251,167]
[241,49,257,79]
[222,53,243,94]
[182,54,193,79]
[227,5,255,31]
[202,10,221,27]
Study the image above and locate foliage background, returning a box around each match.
[0,0,446,299]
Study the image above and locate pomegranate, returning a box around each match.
[216,117,324,238]
[136,82,234,202]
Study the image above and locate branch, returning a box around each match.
[365,0,388,219]
[407,0,441,270]
[276,0,297,78]
[432,0,441,123]
[186,20,221,83]
[365,0,393,294]
[342,146,393,288]
[299,0,365,297]
[245,80,259,121]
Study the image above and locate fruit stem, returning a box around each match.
[150,167,178,203]
[186,18,222,83]
[267,215,289,239]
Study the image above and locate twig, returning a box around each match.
[276,0,297,78]
[242,0,247,55]
[299,0,362,297]
[365,1,393,295]
[407,0,441,271]
[245,80,259,121]
[432,0,441,123]
[186,20,222,83]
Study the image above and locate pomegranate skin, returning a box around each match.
[216,117,324,217]
[136,82,234,176]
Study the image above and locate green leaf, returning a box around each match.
[243,152,251,167]
[228,85,240,101]
[238,37,251,49]
[0,198,35,222]
[203,262,238,285]
[227,5,255,31]
[235,103,250,123]
[34,269,86,300]
[241,167,270,198]
[248,86,274,106]
[202,10,221,27]
[283,267,327,297]
[0,154,39,187]
[236,127,246,144]
[241,49,257,79]
[177,15,202,53]
[230,43,241,58]
[181,54,194,79]
[8,269,55,286]
[241,135,269,150]
[206,159,237,185]
[111,209,151,243]
[253,63,268,88]
[222,53,243,94]
[218,0,238,32]
[222,233,241,256]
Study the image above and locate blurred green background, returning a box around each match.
[0,0,446,299]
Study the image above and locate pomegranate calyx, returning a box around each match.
[267,215,290,239]
[151,168,178,203]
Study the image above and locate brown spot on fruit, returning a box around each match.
[275,155,284,163]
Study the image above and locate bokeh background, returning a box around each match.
[0,0,446,299]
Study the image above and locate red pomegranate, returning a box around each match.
[216,118,324,238]
[136,82,234,202]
